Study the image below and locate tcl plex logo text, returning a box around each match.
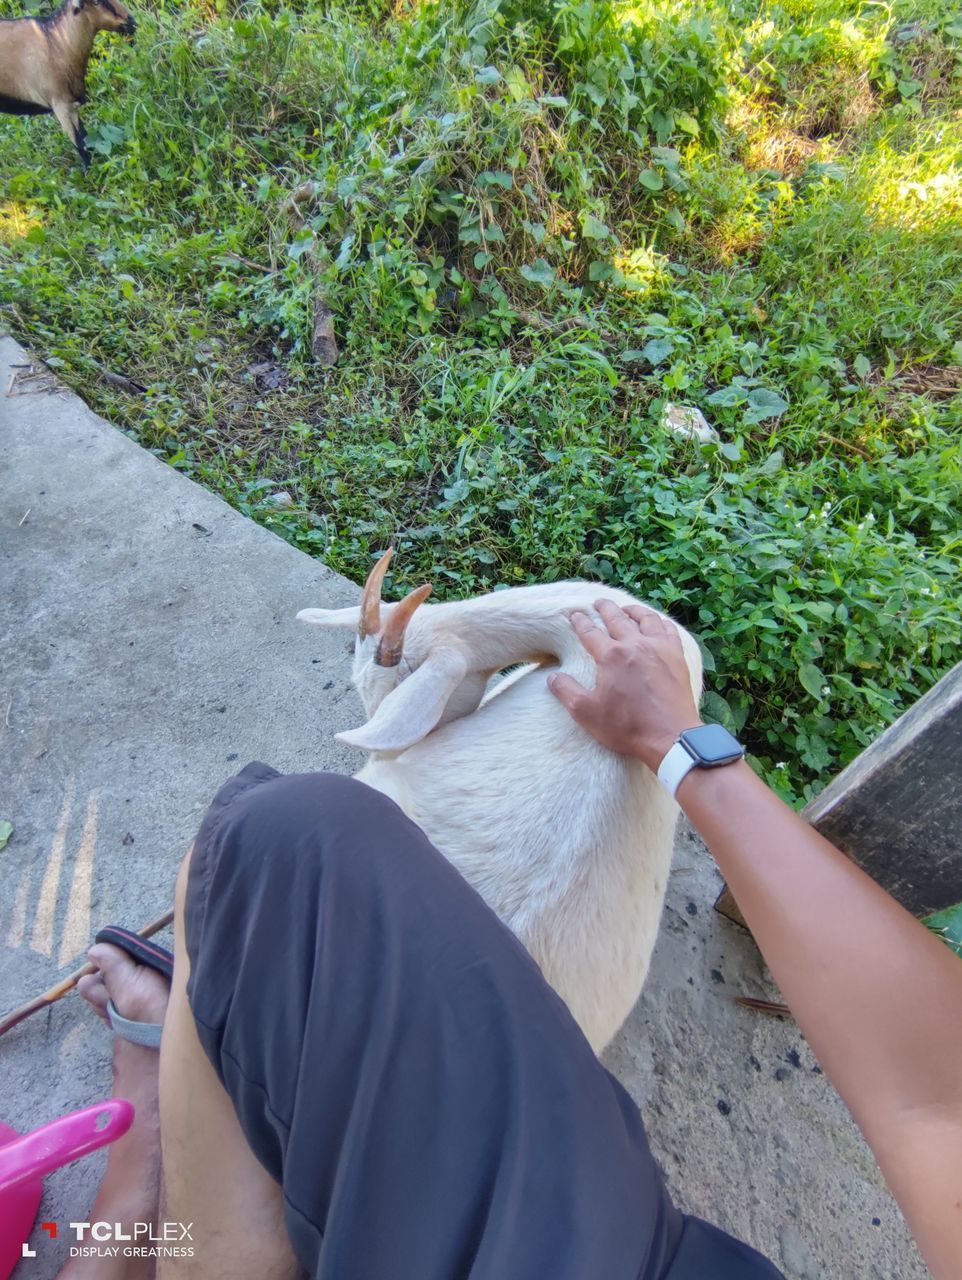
[23,1221,194,1259]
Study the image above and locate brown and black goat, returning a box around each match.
[0,0,135,168]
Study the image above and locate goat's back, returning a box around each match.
[358,650,686,1050]
[401,580,701,698]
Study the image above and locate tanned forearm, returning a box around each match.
[549,600,962,1278]
[677,760,962,1279]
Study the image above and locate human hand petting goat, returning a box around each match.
[548,600,703,773]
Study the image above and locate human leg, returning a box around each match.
[174,764,686,1280]
[156,846,300,1279]
[64,759,783,1280]
[56,945,167,1280]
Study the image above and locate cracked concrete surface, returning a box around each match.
[0,336,926,1277]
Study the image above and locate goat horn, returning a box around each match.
[375,584,432,667]
[359,548,394,639]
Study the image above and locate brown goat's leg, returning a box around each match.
[75,117,91,169]
[52,98,90,169]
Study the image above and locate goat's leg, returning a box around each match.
[51,98,91,169]
[74,115,91,169]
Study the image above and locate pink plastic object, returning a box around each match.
[0,1120,41,1280]
[0,1100,134,1280]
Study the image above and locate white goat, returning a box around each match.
[298,551,703,1053]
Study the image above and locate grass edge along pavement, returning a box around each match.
[1,0,960,806]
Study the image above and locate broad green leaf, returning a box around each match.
[675,112,700,136]
[694,634,716,673]
[718,439,743,462]
[288,231,314,260]
[334,234,355,269]
[588,260,618,282]
[504,66,534,100]
[799,729,832,772]
[759,448,784,475]
[638,336,674,365]
[639,168,664,192]
[745,387,789,422]
[580,212,611,241]
[700,690,734,730]
[801,601,835,622]
[798,662,826,700]
[853,354,871,380]
[519,259,556,287]
[652,109,672,145]
[707,386,746,408]
[0,819,12,851]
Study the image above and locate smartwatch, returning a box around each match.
[656,724,746,799]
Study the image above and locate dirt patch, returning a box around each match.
[870,360,962,401]
[742,125,823,176]
[894,362,962,400]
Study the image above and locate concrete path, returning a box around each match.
[1,335,924,1278]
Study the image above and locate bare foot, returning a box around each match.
[57,943,170,1280]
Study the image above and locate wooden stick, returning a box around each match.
[732,995,792,1017]
[223,250,276,274]
[818,433,870,459]
[0,909,174,1040]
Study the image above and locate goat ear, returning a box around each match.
[296,606,362,630]
[336,647,468,752]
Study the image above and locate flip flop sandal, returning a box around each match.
[92,926,173,1051]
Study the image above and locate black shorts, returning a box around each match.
[184,764,783,1280]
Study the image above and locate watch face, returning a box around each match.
[680,723,745,766]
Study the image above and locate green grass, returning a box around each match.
[925,901,962,958]
[2,0,960,802]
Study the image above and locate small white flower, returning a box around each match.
[774,762,787,770]
[821,685,830,696]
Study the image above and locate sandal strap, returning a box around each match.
[106,1000,163,1049]
[94,926,173,980]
